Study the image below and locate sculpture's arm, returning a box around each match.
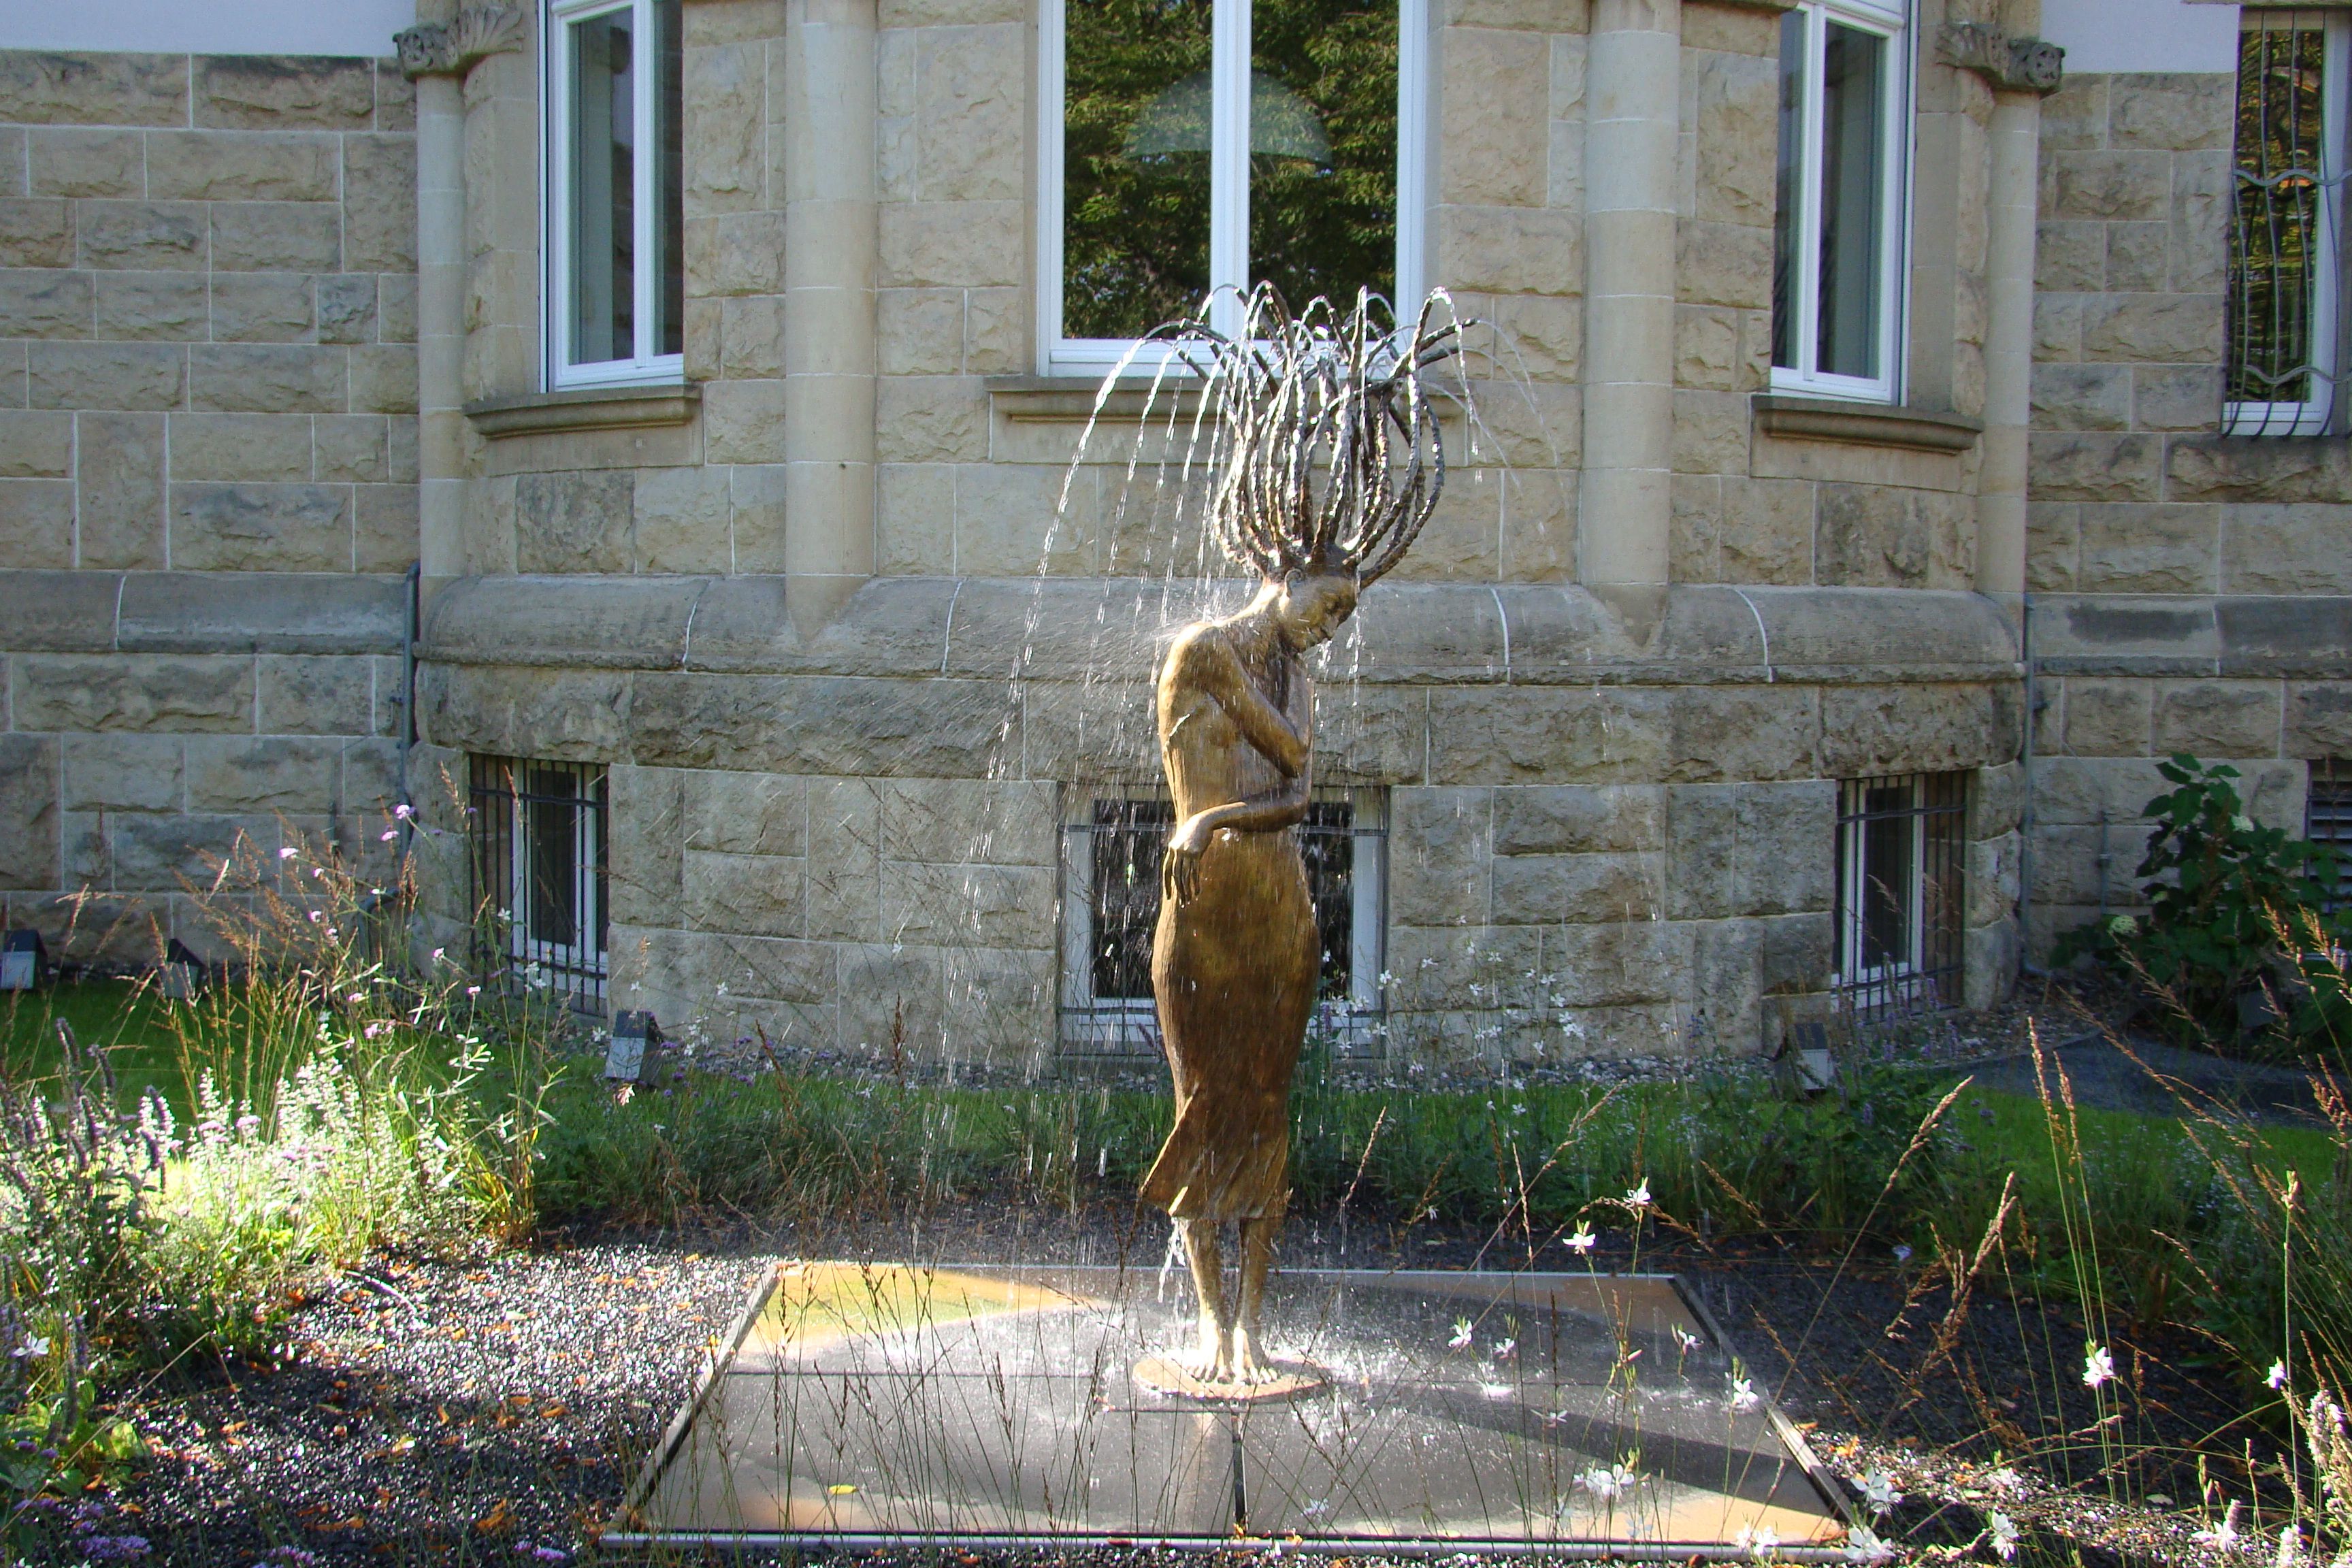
[1177,629,1309,777]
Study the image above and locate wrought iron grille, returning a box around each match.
[2225,14,2345,436]
[1833,772,1965,1021]
[468,755,610,1009]
[2308,758,2352,908]
[1059,790,1386,1057]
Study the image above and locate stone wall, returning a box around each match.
[0,49,416,963]
[2024,69,2352,956]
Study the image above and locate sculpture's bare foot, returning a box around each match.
[1183,1317,1235,1384]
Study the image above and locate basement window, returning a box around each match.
[546,0,684,389]
[1058,789,1386,1056]
[2224,11,2348,436]
[2308,758,2352,906]
[470,756,610,1009]
[1833,772,1964,1020]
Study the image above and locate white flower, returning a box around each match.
[379,828,397,842]
[12,1335,49,1359]
[1856,1471,1902,1518]
[1737,1524,1779,1560]
[1731,1376,1761,1411]
[1893,1244,1914,1264]
[1984,1468,2023,1498]
[1624,1179,1652,1210]
[1844,1525,1895,1565]
[1494,1337,1516,1360]
[2082,1344,2116,1390]
[278,847,299,860]
[431,947,445,962]
[1988,1510,2019,1562]
[2194,1501,2242,1550]
[308,911,323,923]
[1567,1225,1597,1253]
[2278,1524,2302,1568]
[393,803,414,820]
[2269,1360,2290,1390]
[1673,1326,1699,1354]
[1448,1318,1473,1350]
[1578,1464,1635,1501]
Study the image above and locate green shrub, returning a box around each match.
[2056,755,2348,1051]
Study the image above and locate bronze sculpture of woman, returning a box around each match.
[1131,289,1457,1388]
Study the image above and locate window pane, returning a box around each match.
[1816,20,1883,380]
[653,0,683,358]
[1250,0,1396,312]
[2228,24,2328,405]
[1064,0,1213,339]
[1092,800,1173,1000]
[524,766,583,949]
[1859,783,1912,973]
[1771,10,1803,370]
[1301,801,1354,1004]
[568,7,637,366]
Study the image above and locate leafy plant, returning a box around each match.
[2056,755,2348,1049]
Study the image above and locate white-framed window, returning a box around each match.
[1770,0,1910,404]
[1833,772,1963,1022]
[1036,0,1428,376]
[544,0,683,389]
[470,756,610,1009]
[1058,788,1387,1056]
[2224,11,2347,438]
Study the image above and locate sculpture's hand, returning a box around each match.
[1162,815,1211,907]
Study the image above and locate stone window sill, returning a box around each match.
[1752,393,1982,453]
[466,383,701,438]
[985,376,1204,423]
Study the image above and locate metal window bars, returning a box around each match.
[2225,14,2346,436]
[468,755,611,1010]
[1833,772,1965,1022]
[1058,789,1388,1058]
[2308,758,2352,910]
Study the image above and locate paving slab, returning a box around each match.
[610,1262,1855,1556]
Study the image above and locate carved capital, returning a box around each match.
[395,5,528,81]
[1937,22,2065,95]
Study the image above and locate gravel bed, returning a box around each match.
[79,1239,768,1565]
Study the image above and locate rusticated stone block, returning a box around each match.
[210,274,316,342]
[686,770,805,858]
[2027,430,2161,502]
[1491,850,1664,924]
[876,376,985,463]
[110,814,255,892]
[1665,685,1820,782]
[2060,678,2151,756]
[720,295,787,378]
[1390,786,1493,928]
[169,412,312,481]
[879,201,1023,289]
[341,135,417,272]
[2027,502,2079,591]
[258,655,374,736]
[63,734,182,813]
[2154,681,2279,758]
[2079,293,2221,364]
[2039,74,2107,150]
[0,52,185,127]
[315,414,389,483]
[353,484,416,572]
[76,410,165,567]
[515,470,634,573]
[1438,205,1582,297]
[1692,48,1778,230]
[2108,73,2232,152]
[2077,502,2217,594]
[683,211,787,297]
[1540,922,1682,1009]
[880,778,1056,866]
[2049,150,2170,222]
[881,861,1054,947]
[2034,221,2102,293]
[0,736,60,891]
[95,272,208,340]
[0,410,71,478]
[1664,781,1836,921]
[2030,362,2130,431]
[1426,686,1670,785]
[0,199,73,268]
[1492,785,1665,855]
[1676,220,1774,311]
[2133,363,2219,432]
[700,378,788,465]
[195,56,374,129]
[420,664,630,762]
[1815,483,1970,588]
[147,131,339,201]
[210,203,342,273]
[349,344,416,414]
[634,674,1011,779]
[685,42,766,214]
[685,849,808,938]
[804,778,883,942]
[190,344,344,412]
[2102,222,2168,293]
[878,289,961,376]
[2170,438,2352,505]
[606,764,686,926]
[1818,684,2009,776]
[1441,26,1550,210]
[170,482,353,571]
[0,478,73,566]
[376,274,416,343]
[184,736,342,811]
[15,654,254,733]
[2170,152,2230,293]
[78,202,207,270]
[2286,684,2352,760]
[632,463,731,574]
[28,129,142,197]
[30,342,185,410]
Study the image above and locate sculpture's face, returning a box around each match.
[1274,572,1359,651]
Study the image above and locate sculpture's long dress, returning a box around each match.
[1139,825,1319,1221]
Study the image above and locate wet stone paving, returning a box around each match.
[613,1263,1853,1554]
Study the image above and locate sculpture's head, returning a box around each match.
[1269,569,1359,651]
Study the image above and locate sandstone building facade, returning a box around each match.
[0,0,2335,1073]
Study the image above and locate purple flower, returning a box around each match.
[80,1537,152,1561]
[263,1550,322,1567]
[515,1544,571,1564]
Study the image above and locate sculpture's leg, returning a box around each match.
[1231,1215,1280,1382]
[1177,1218,1233,1381]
